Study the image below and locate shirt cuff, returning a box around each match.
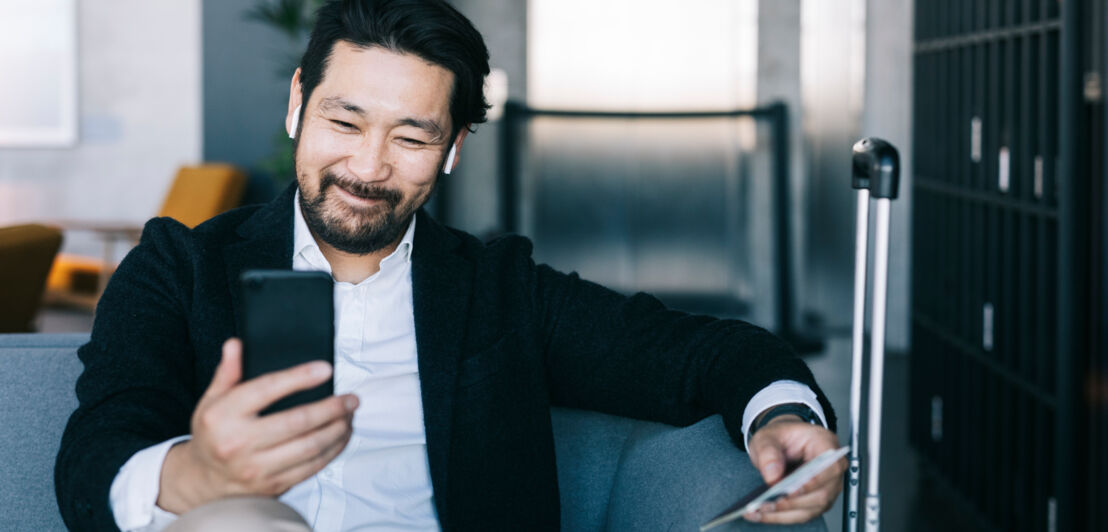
[109,435,191,532]
[740,380,828,452]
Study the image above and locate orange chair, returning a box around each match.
[46,163,246,309]
[156,163,249,228]
[0,224,64,332]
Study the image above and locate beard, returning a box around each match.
[298,168,416,255]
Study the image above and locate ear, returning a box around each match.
[286,68,304,139]
[443,127,470,174]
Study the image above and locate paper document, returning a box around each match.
[700,446,850,531]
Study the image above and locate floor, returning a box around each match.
[38,308,973,531]
[805,337,981,532]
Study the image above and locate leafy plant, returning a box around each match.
[245,0,326,185]
[245,0,317,40]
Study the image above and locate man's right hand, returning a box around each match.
[157,338,359,514]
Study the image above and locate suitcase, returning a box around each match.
[843,138,901,532]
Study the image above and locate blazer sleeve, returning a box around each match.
[533,260,836,448]
[55,218,199,531]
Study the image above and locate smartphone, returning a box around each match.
[240,269,335,415]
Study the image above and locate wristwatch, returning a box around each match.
[751,402,822,435]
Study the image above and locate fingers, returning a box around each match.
[262,419,354,495]
[748,434,788,484]
[793,456,847,498]
[261,412,354,478]
[202,338,244,401]
[771,472,842,516]
[251,394,358,450]
[744,422,846,524]
[223,360,334,415]
[749,474,838,523]
[747,505,819,524]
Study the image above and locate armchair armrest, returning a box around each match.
[551,408,828,531]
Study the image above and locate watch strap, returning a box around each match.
[751,402,821,436]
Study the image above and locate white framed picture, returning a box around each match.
[0,0,77,147]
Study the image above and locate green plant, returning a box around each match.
[245,0,326,186]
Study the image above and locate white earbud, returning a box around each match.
[288,104,301,139]
[443,143,457,174]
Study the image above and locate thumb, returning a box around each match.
[204,338,243,399]
[751,434,788,484]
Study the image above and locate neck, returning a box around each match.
[312,230,405,284]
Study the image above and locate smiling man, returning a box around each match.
[55,1,844,531]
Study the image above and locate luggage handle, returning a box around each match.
[844,137,901,532]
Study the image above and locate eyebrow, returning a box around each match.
[318,96,446,142]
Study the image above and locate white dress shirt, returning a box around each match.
[108,193,825,531]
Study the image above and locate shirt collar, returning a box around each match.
[292,189,416,273]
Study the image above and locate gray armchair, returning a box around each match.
[0,333,826,531]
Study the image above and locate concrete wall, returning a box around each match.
[758,0,809,333]
[202,0,296,204]
[862,0,913,351]
[0,0,203,259]
[800,0,913,350]
[800,0,867,338]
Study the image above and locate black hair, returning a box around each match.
[298,0,491,138]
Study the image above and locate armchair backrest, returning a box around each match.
[0,224,63,332]
[158,164,247,228]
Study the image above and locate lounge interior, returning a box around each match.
[1,1,1105,531]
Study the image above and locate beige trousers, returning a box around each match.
[164,497,312,532]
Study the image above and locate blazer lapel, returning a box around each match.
[223,184,297,336]
[410,209,472,525]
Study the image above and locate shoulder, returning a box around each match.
[135,202,267,256]
[189,202,268,243]
[441,225,536,273]
[414,210,535,266]
[464,231,534,261]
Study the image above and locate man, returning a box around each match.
[56,1,845,530]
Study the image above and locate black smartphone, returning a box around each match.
[240,269,335,415]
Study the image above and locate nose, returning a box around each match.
[346,135,392,183]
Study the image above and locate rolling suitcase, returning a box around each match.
[843,137,901,532]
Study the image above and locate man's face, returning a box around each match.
[291,42,458,254]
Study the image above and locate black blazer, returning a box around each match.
[55,184,835,531]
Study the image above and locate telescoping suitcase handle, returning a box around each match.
[853,138,901,199]
[843,137,900,532]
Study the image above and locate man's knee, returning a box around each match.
[165,496,312,532]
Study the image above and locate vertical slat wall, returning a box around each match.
[909,0,1067,531]
[1086,0,1106,528]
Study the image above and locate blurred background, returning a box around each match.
[0,0,1104,531]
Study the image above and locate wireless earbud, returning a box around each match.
[288,104,301,139]
[443,143,457,174]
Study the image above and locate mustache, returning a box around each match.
[319,171,402,206]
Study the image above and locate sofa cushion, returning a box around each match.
[0,333,87,532]
[551,407,642,531]
[605,414,828,531]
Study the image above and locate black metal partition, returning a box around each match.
[910,0,1101,530]
[494,102,820,353]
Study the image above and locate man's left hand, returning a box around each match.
[744,416,846,524]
